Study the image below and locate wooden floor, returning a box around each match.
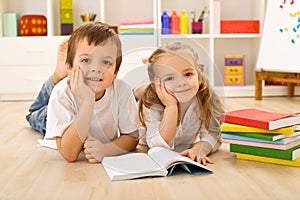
[1,97,300,200]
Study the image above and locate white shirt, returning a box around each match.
[141,97,218,152]
[45,78,139,143]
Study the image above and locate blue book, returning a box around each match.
[222,132,300,145]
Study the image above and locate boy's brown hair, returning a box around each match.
[66,22,122,72]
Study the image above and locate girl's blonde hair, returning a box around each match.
[138,42,214,129]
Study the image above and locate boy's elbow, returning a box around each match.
[60,150,79,162]
[56,136,81,162]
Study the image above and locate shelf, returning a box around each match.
[160,34,211,39]
[213,34,261,39]
[0,0,270,100]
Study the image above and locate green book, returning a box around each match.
[230,144,300,160]
[222,131,300,142]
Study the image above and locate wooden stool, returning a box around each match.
[255,70,300,100]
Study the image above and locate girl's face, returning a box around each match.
[153,53,200,103]
[72,38,118,100]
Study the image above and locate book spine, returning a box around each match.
[220,123,295,134]
[236,153,300,167]
[221,133,282,144]
[230,144,300,160]
[222,115,269,130]
[224,139,288,149]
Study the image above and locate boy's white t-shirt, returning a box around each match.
[45,78,139,143]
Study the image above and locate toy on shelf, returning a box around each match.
[60,0,73,35]
[224,54,245,86]
[19,15,47,36]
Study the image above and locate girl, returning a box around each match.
[138,42,225,165]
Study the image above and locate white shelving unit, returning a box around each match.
[2,0,297,100]
[0,0,157,100]
[157,0,268,98]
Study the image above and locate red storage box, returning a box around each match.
[221,20,259,34]
[19,15,47,36]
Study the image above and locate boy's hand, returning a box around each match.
[181,141,214,166]
[154,77,177,107]
[69,66,94,101]
[84,136,105,163]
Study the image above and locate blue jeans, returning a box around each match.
[26,77,55,136]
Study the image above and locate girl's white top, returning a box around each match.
[140,97,218,152]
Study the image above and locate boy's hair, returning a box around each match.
[138,42,213,129]
[66,22,122,72]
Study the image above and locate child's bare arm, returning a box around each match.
[154,78,178,145]
[56,124,83,162]
[56,66,95,162]
[84,132,139,163]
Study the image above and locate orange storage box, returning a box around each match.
[221,20,259,34]
[19,15,47,36]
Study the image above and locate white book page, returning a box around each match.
[148,147,212,172]
[148,147,193,168]
[102,153,164,174]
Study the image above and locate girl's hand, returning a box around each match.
[69,66,94,101]
[181,141,214,166]
[154,77,177,107]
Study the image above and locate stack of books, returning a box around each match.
[220,108,300,167]
[118,19,154,35]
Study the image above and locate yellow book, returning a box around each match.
[220,122,299,135]
[236,153,300,167]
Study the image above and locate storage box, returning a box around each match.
[2,13,18,37]
[221,20,259,34]
[224,54,245,86]
[19,15,47,36]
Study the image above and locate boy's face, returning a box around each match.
[153,53,200,103]
[72,38,118,100]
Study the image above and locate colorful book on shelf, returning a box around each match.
[230,144,300,160]
[224,138,300,150]
[221,132,300,144]
[236,153,300,167]
[119,24,154,29]
[118,32,154,35]
[220,108,300,130]
[118,28,154,33]
[220,122,300,135]
[102,147,212,181]
[120,19,154,25]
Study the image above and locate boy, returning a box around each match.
[26,22,139,163]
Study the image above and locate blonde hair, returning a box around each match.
[138,42,215,129]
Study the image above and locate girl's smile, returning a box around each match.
[153,53,200,103]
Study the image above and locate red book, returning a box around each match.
[220,108,300,130]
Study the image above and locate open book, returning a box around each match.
[102,147,212,181]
